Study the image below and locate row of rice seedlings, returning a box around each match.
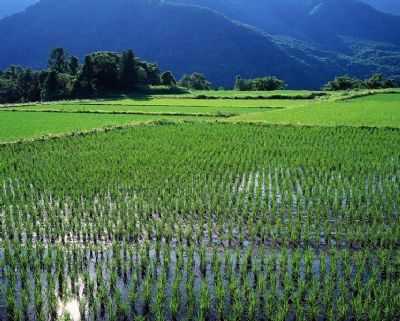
[0,124,399,320]
[1,124,398,199]
[1,240,399,321]
[1,177,399,250]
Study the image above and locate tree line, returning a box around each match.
[323,74,398,91]
[0,48,210,104]
[234,76,286,91]
[1,48,398,104]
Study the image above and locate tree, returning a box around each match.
[323,75,361,91]
[234,75,285,91]
[119,49,137,90]
[81,55,94,81]
[145,63,161,86]
[364,73,396,89]
[323,74,397,91]
[234,75,248,91]
[253,76,285,90]
[161,71,177,87]
[73,55,95,98]
[0,78,19,103]
[16,68,41,102]
[48,48,68,73]
[41,71,60,101]
[89,52,120,91]
[179,73,211,90]
[68,56,80,76]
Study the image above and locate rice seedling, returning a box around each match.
[0,123,399,321]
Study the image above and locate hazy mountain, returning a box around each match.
[0,0,37,19]
[362,0,400,15]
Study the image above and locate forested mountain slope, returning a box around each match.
[0,0,323,88]
[0,0,399,88]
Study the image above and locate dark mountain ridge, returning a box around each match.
[175,0,400,83]
[0,0,326,88]
[0,0,37,19]
[0,0,399,88]
[176,0,400,48]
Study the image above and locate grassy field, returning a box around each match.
[232,93,400,127]
[6,102,283,115]
[5,97,310,108]
[0,90,398,143]
[150,89,322,98]
[0,111,213,142]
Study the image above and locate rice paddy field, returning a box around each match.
[234,92,400,127]
[0,89,399,321]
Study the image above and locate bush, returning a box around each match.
[179,73,212,90]
[323,74,397,91]
[234,75,285,91]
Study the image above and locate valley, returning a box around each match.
[0,1,399,321]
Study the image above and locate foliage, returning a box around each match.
[323,74,397,91]
[179,73,212,90]
[161,71,177,87]
[0,48,167,103]
[235,75,286,91]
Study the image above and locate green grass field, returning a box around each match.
[7,102,282,115]
[0,111,213,142]
[1,90,398,143]
[6,97,310,108]
[149,88,322,98]
[232,93,400,127]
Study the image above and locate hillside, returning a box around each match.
[362,0,400,15]
[0,0,37,19]
[177,0,400,46]
[176,0,400,82]
[0,0,399,88]
[0,0,332,88]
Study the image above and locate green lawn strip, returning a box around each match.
[0,108,233,118]
[230,93,400,128]
[4,100,295,114]
[68,98,302,108]
[151,89,325,99]
[0,111,215,143]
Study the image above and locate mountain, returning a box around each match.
[0,0,399,89]
[176,0,400,48]
[175,0,400,82]
[0,0,37,19]
[362,0,400,15]
[0,0,328,88]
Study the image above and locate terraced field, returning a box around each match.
[1,89,399,143]
[0,89,399,321]
[234,92,400,127]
